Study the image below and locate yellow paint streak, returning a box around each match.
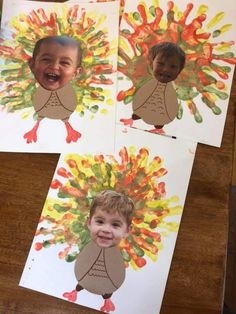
[172,4,178,14]
[10,16,27,33]
[145,250,158,262]
[197,5,208,16]
[60,4,69,21]
[110,172,116,188]
[206,12,225,29]
[128,146,136,155]
[196,29,205,35]
[126,12,136,25]
[159,20,167,29]
[42,198,66,220]
[147,158,163,173]
[130,259,139,271]
[147,195,179,209]
[89,13,106,29]
[109,47,118,57]
[215,42,232,51]
[139,1,153,21]
[21,110,33,120]
[144,214,158,223]
[177,12,183,20]
[159,221,180,232]
[169,205,183,215]
[83,56,94,64]
[94,46,109,56]
[119,37,135,59]
[106,98,113,106]
[219,24,232,34]
[65,154,95,177]
[156,242,164,250]
[169,195,180,203]
[76,105,84,113]
[151,0,159,7]
[100,109,108,114]
[111,38,118,46]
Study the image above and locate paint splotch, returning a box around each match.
[35,147,182,270]
[118,1,236,122]
[0,4,117,119]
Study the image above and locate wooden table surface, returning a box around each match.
[0,1,236,314]
[0,76,235,314]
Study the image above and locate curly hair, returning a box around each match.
[89,190,135,226]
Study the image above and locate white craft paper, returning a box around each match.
[0,0,119,153]
[20,125,197,314]
[117,0,236,147]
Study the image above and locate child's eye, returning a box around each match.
[41,58,51,62]
[61,61,71,66]
[95,219,104,225]
[112,223,121,228]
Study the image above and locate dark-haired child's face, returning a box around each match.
[151,53,182,83]
[29,42,81,91]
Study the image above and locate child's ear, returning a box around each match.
[75,66,82,77]
[148,54,153,68]
[125,225,131,237]
[147,57,154,75]
[71,66,81,80]
[86,217,91,229]
[28,58,34,72]
[178,66,184,75]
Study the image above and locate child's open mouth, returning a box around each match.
[98,236,112,241]
[158,73,171,82]
[45,73,60,82]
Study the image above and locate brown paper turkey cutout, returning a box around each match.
[74,240,125,295]
[33,84,77,120]
[24,82,81,144]
[132,78,178,126]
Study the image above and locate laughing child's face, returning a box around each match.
[87,207,130,248]
[29,42,81,91]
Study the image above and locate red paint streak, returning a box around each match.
[60,186,84,198]
[119,147,129,170]
[57,167,72,178]
[67,159,78,169]
[34,242,43,251]
[51,179,63,189]
[94,155,104,162]
[118,1,236,116]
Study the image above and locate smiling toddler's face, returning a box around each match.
[29,42,80,91]
[87,207,130,248]
[152,53,182,83]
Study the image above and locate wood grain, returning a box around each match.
[0,79,235,314]
[161,72,236,314]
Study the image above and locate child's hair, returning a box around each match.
[32,35,82,66]
[89,190,135,226]
[148,42,186,71]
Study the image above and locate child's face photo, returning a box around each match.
[29,42,80,91]
[87,207,130,248]
[152,53,182,83]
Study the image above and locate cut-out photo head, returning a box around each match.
[28,35,82,91]
[71,190,135,306]
[87,190,134,248]
[121,42,186,130]
[148,42,186,83]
